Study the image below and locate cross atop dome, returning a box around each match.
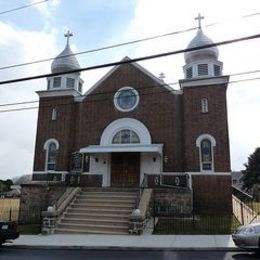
[195,13,204,29]
[64,30,73,45]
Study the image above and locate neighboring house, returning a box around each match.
[231,171,244,190]
[30,20,232,215]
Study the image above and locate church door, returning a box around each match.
[111,153,140,187]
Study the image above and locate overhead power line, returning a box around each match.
[0,0,49,16]
[1,10,260,72]
[0,32,260,86]
[1,68,260,108]
[0,26,197,71]
[0,75,260,114]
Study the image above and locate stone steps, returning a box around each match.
[75,198,136,205]
[78,194,137,200]
[55,189,138,235]
[70,203,133,210]
[63,212,129,221]
[66,207,132,215]
[61,217,128,226]
[56,228,128,235]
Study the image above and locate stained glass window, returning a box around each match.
[112,129,140,144]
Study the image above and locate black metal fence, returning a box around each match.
[152,187,240,235]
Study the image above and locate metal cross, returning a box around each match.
[159,72,166,82]
[195,13,205,29]
[64,30,73,45]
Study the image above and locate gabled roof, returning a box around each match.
[83,56,180,98]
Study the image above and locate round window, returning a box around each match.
[114,87,139,112]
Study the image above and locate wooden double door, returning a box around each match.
[111,153,140,187]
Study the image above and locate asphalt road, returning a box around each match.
[0,248,259,260]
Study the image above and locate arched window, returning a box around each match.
[51,108,57,121]
[46,142,57,170]
[201,98,208,113]
[196,134,216,172]
[44,139,59,171]
[200,139,212,171]
[112,129,140,144]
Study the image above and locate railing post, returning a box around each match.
[240,200,244,225]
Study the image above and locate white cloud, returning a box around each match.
[30,0,61,17]
[0,21,58,180]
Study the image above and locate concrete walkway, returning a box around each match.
[6,234,238,250]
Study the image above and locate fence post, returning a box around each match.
[240,200,244,225]
[9,208,12,221]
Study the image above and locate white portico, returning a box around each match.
[80,118,163,187]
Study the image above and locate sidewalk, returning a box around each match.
[7,234,238,251]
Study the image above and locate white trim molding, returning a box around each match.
[196,134,216,147]
[80,144,163,155]
[179,75,229,89]
[113,86,139,112]
[43,138,60,150]
[187,172,231,176]
[43,138,59,172]
[100,118,152,145]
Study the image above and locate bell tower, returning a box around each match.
[180,14,230,173]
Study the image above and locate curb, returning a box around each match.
[4,245,242,252]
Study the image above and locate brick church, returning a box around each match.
[31,20,232,215]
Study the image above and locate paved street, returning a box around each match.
[0,248,259,260]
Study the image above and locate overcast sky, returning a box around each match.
[0,0,259,180]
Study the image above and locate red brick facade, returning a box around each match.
[33,62,230,176]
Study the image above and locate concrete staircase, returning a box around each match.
[55,188,138,235]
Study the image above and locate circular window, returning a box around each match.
[114,87,139,112]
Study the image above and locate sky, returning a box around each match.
[0,0,260,180]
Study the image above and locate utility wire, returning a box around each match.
[0,26,197,71]
[1,75,260,114]
[0,32,260,86]
[1,10,260,72]
[1,68,260,108]
[0,0,49,16]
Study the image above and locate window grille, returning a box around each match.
[201,139,212,171]
[214,65,221,76]
[201,98,208,113]
[53,77,61,88]
[47,142,57,170]
[66,78,75,88]
[112,129,140,144]
[198,64,208,76]
[186,67,193,78]
[51,108,57,121]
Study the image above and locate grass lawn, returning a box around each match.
[153,215,240,234]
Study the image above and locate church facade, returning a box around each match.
[32,25,232,213]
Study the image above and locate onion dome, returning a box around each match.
[184,28,219,64]
[51,31,80,73]
[183,14,223,79]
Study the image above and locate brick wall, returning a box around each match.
[192,175,232,214]
[183,84,230,172]
[34,63,184,173]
